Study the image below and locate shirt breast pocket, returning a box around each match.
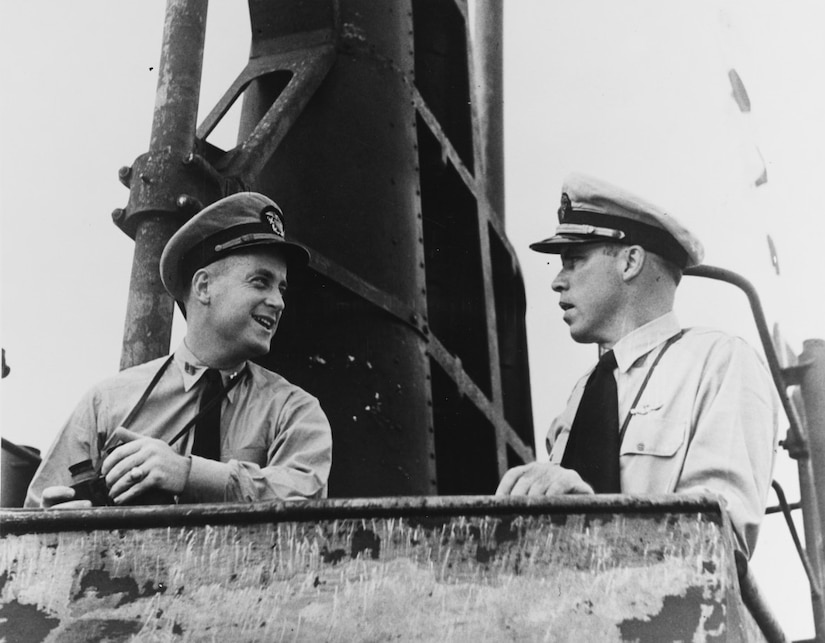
[620,414,687,458]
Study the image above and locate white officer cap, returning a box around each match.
[530,173,704,269]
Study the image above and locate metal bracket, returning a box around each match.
[781,361,813,387]
[113,149,223,238]
[197,42,337,186]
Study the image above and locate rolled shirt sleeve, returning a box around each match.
[183,387,332,503]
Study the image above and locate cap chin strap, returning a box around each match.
[559,211,689,268]
[555,223,627,240]
[214,232,281,254]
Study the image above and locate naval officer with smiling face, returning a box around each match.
[496,173,778,557]
[27,192,332,508]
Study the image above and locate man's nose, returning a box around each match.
[551,270,566,292]
[266,289,285,310]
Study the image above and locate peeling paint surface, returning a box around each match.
[0,511,765,642]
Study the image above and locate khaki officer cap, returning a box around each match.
[160,192,310,301]
[530,173,704,269]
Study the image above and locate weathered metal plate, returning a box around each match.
[0,495,768,642]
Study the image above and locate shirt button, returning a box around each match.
[636,443,645,451]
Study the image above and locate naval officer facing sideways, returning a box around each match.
[496,173,778,557]
[27,192,332,508]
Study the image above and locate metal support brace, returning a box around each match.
[685,264,825,642]
[197,42,337,186]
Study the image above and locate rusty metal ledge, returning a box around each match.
[0,493,725,536]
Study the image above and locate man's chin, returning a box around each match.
[237,339,272,361]
[253,342,273,358]
[567,327,595,344]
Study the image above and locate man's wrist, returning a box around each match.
[176,455,193,494]
[180,455,231,502]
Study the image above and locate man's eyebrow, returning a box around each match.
[249,267,288,287]
[248,267,274,278]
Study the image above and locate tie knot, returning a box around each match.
[598,350,617,371]
[203,368,223,390]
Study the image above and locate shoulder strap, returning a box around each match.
[120,355,175,429]
[618,330,685,445]
[100,355,175,453]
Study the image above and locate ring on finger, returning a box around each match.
[130,466,145,481]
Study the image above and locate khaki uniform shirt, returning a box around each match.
[547,312,779,557]
[26,342,332,506]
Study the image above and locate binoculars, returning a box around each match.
[68,458,175,506]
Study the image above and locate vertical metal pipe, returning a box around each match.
[242,0,438,496]
[799,338,825,641]
[120,216,181,370]
[795,458,825,641]
[472,0,504,219]
[148,0,208,154]
[120,0,209,370]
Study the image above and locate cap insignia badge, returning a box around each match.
[261,207,285,238]
[558,193,572,221]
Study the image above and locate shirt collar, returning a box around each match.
[173,341,248,399]
[612,311,681,373]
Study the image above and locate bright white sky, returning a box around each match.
[1,1,823,639]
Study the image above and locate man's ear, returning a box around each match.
[191,268,211,305]
[621,245,646,282]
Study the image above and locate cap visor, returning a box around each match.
[529,235,609,254]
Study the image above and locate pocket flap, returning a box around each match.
[621,415,686,457]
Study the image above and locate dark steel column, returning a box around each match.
[119,0,209,369]
[243,0,435,497]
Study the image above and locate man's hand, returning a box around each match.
[495,462,595,496]
[40,485,93,509]
[101,428,192,505]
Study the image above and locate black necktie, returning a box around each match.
[192,369,223,460]
[561,350,621,492]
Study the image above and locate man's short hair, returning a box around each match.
[598,242,682,285]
